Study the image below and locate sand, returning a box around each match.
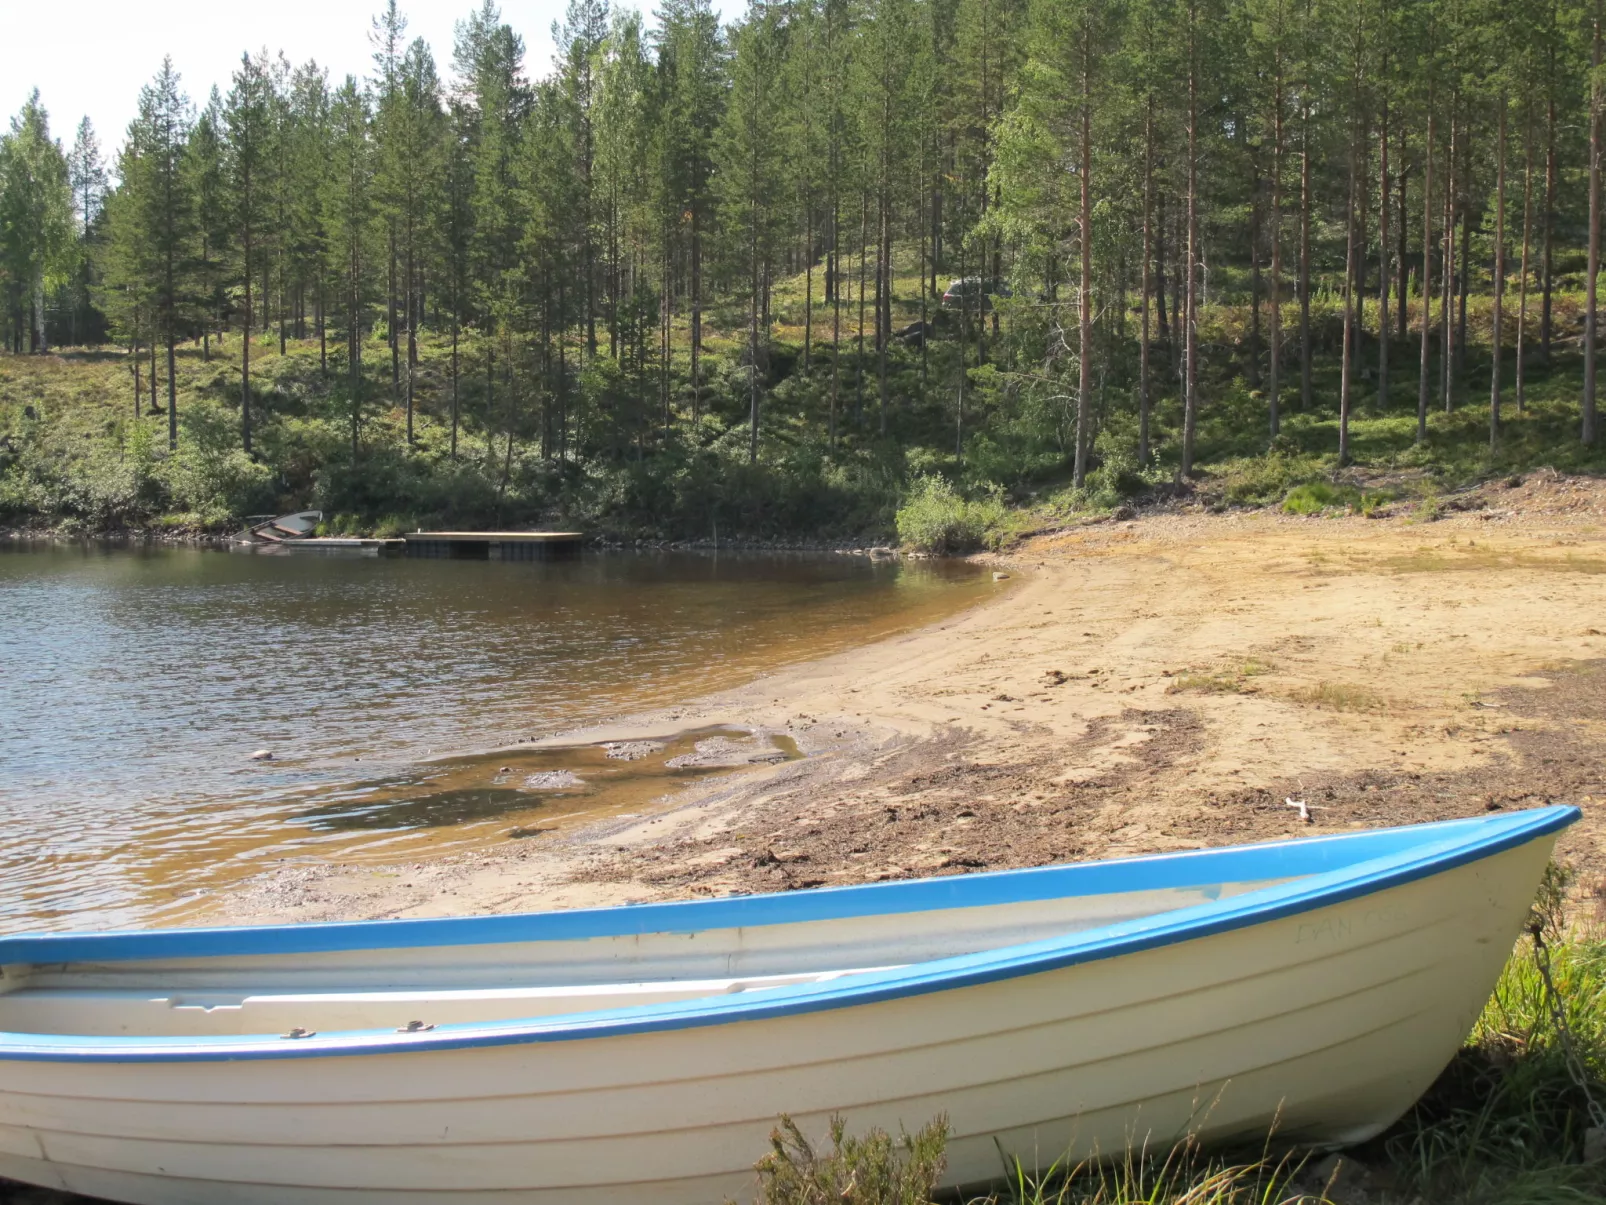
[218,470,1606,925]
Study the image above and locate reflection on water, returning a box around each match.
[305,786,541,831]
[0,547,984,932]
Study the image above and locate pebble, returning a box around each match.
[249,750,273,761]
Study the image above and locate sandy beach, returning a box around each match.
[218,471,1606,927]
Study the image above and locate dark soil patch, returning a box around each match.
[584,663,1606,898]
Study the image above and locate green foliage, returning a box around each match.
[156,400,272,523]
[980,1141,1318,1205]
[1282,482,1359,514]
[1281,482,1391,516]
[1381,869,1606,1203]
[1218,452,1324,506]
[741,1114,949,1205]
[895,474,1008,553]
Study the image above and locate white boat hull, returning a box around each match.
[0,828,1555,1204]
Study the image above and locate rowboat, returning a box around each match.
[0,805,1576,1204]
[231,511,323,546]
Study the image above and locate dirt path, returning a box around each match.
[220,472,1606,924]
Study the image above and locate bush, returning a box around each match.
[1282,481,1360,514]
[895,474,1007,554]
[742,1114,948,1205]
[160,402,274,525]
[1220,453,1322,506]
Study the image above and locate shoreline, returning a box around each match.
[217,473,1606,927]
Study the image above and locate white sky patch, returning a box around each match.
[5,0,731,163]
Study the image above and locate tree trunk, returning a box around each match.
[831,171,841,448]
[451,310,460,458]
[242,218,253,456]
[1074,17,1094,488]
[1418,100,1434,444]
[1378,76,1391,409]
[856,189,867,426]
[749,153,761,463]
[1542,92,1556,363]
[1141,97,1156,460]
[691,204,702,419]
[1182,0,1200,476]
[388,227,399,401]
[1299,91,1313,412]
[804,186,813,372]
[1517,101,1534,413]
[1491,92,1507,449]
[1457,186,1470,381]
[406,222,416,446]
[1340,110,1357,465]
[1587,0,1602,446]
[1249,163,1263,390]
[1155,188,1170,344]
[920,132,930,385]
[1270,60,1283,440]
[1441,101,1457,413]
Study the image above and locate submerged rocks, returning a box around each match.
[523,770,584,790]
[601,740,666,762]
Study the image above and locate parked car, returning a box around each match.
[940,276,1012,312]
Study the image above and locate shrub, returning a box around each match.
[895,474,1007,554]
[1280,482,1392,516]
[742,1114,948,1205]
[1282,482,1359,514]
[1220,452,1322,506]
[160,402,274,525]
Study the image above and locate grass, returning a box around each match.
[1282,482,1393,516]
[1167,658,1278,696]
[741,866,1606,1204]
[1287,681,1390,712]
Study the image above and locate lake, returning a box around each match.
[0,545,986,933]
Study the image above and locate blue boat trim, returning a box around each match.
[0,805,1577,1064]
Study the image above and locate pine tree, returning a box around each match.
[225,51,277,453]
[324,75,376,456]
[0,92,73,354]
[186,91,230,362]
[65,117,107,345]
[717,0,789,461]
[127,58,194,450]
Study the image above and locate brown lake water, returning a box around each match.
[0,546,988,933]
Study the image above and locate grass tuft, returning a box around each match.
[1287,681,1389,711]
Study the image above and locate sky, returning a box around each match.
[4,0,730,165]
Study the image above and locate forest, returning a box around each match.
[2,0,1605,542]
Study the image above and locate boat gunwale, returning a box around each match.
[0,806,1576,1064]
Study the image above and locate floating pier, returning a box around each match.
[402,531,586,561]
[277,538,407,557]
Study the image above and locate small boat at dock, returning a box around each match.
[231,511,322,546]
[0,805,1576,1204]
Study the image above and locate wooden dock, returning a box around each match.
[277,538,406,556]
[402,531,585,561]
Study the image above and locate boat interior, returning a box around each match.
[0,878,1293,1040]
[0,814,1527,1042]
